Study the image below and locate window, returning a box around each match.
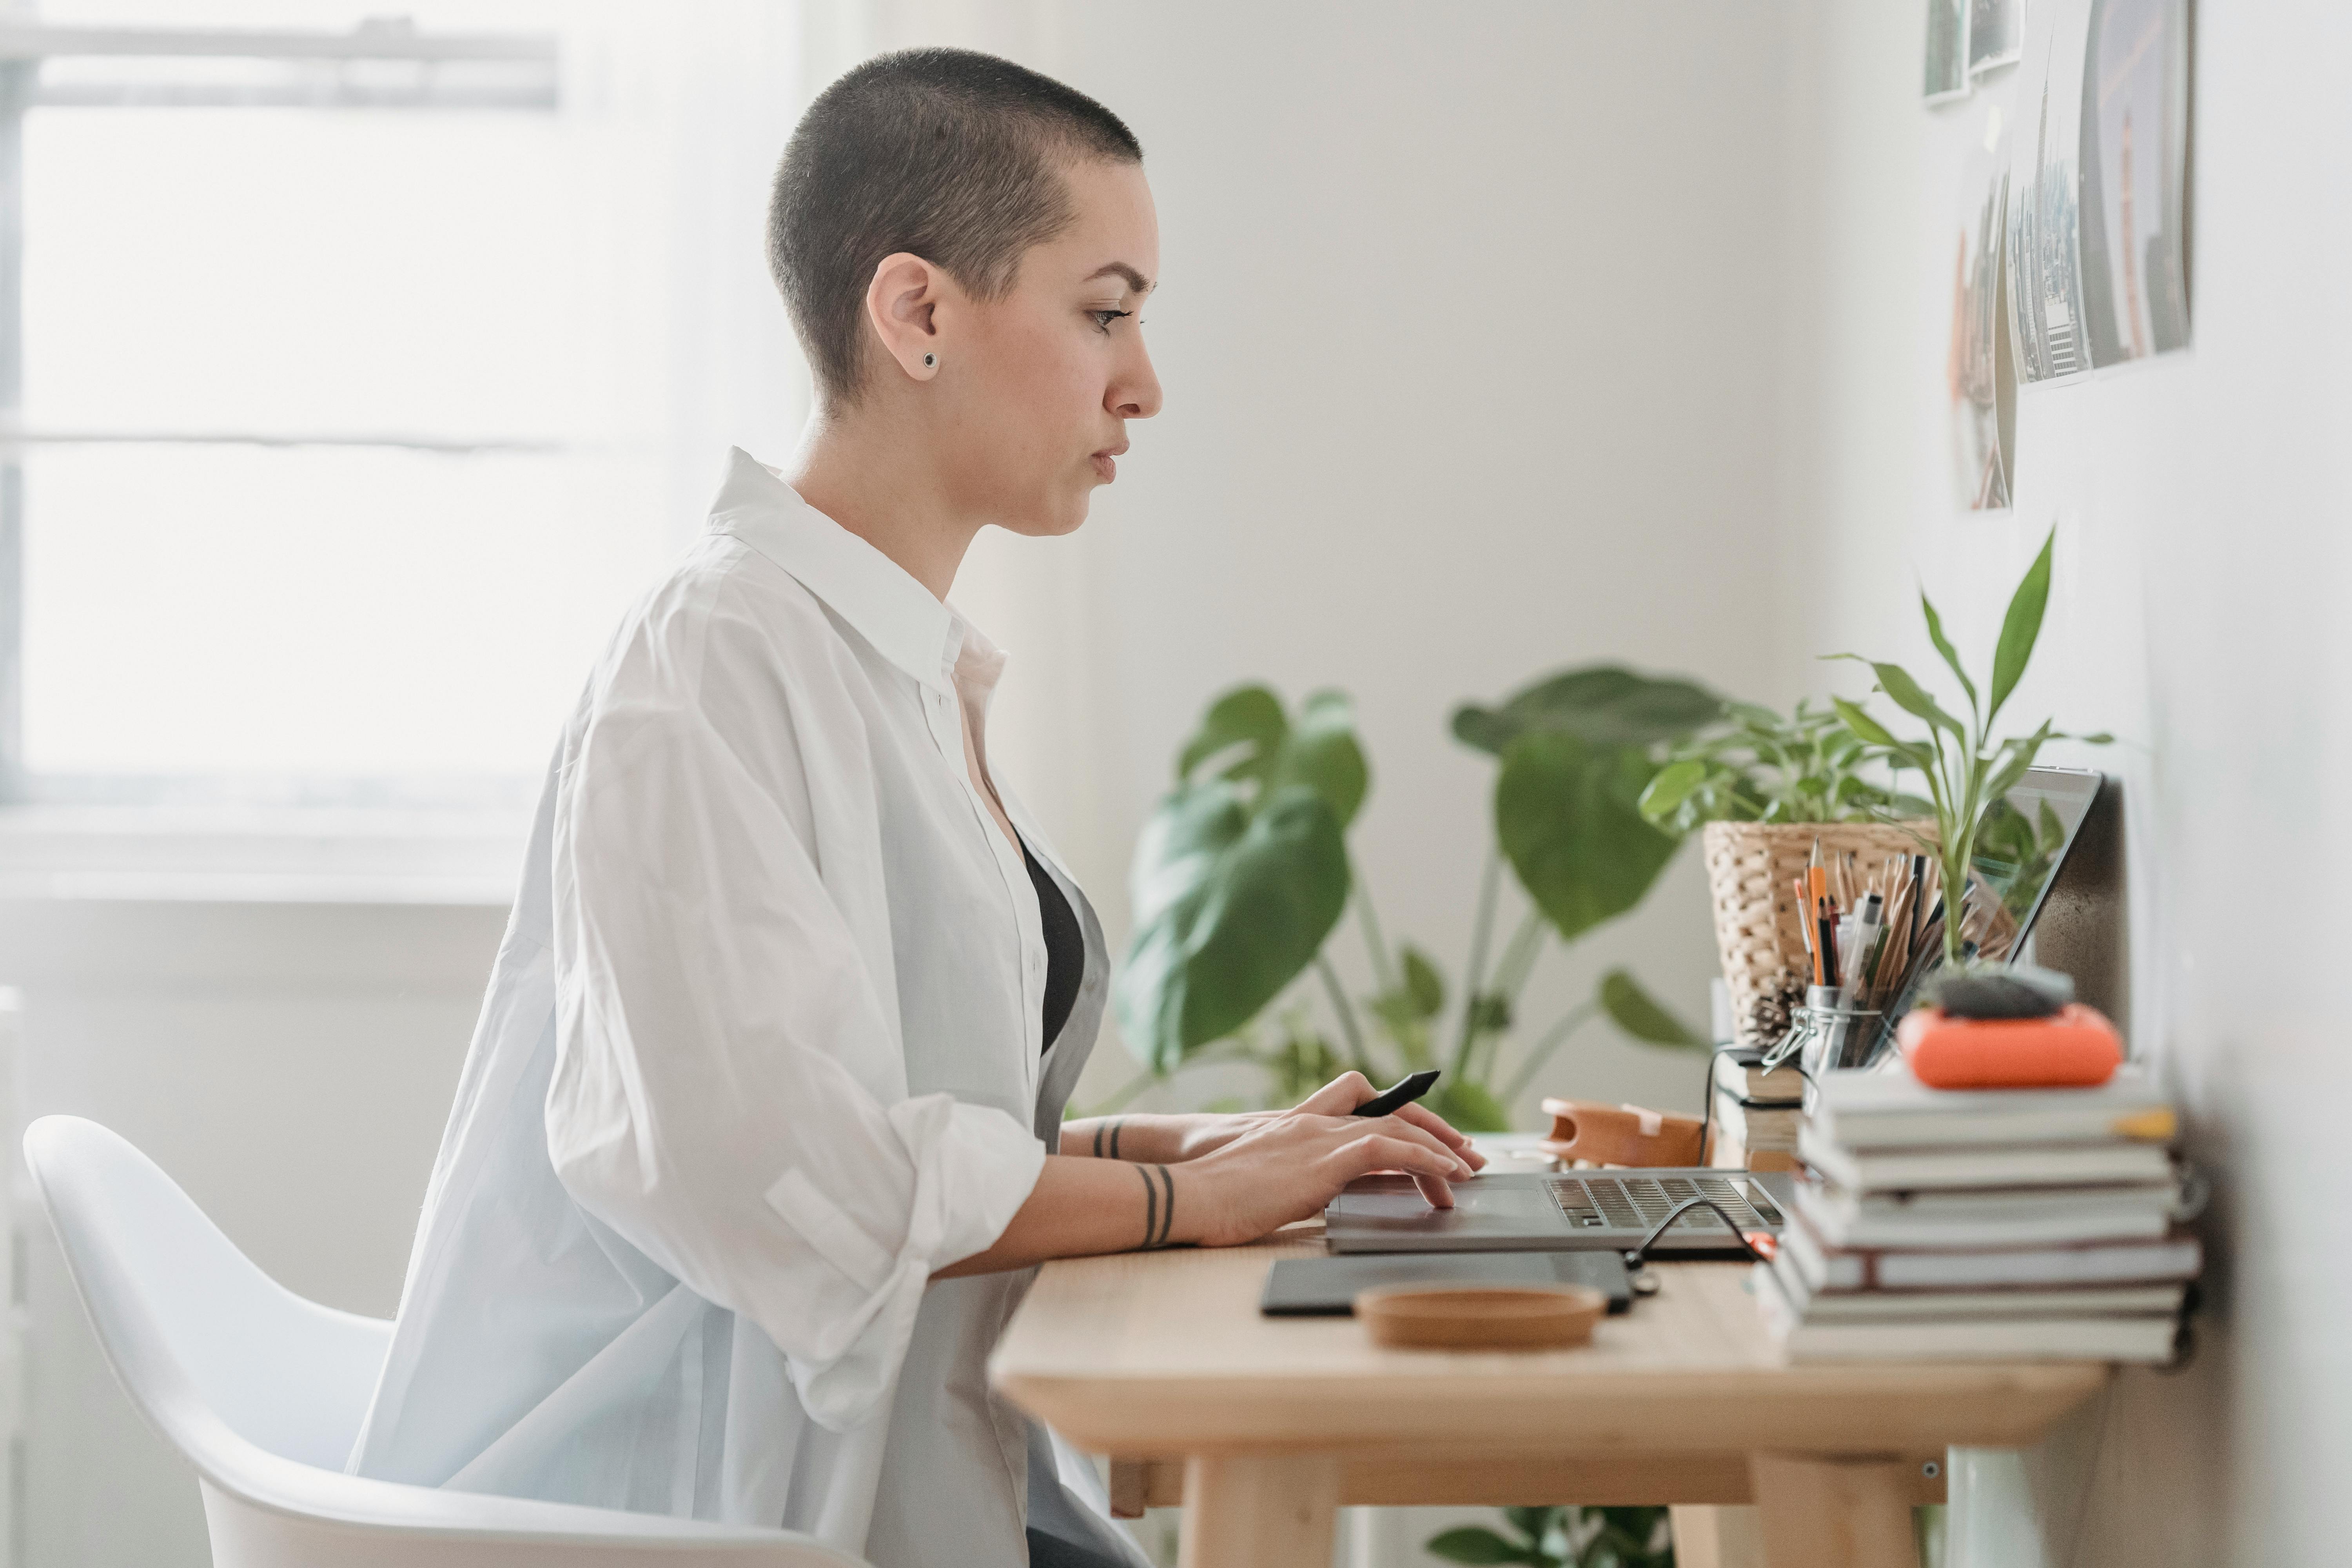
[3,4,762,804]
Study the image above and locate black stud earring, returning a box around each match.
[923,353,937,369]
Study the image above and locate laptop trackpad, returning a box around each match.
[1344,1187,1552,1221]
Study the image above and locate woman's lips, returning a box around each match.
[1091,451,1118,482]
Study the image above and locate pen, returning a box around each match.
[1353,1069,1441,1118]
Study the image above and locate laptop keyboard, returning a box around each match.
[1546,1174,1783,1232]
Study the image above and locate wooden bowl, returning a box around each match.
[1354,1284,1608,1351]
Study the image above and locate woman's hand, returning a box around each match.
[1167,1107,1477,1247]
[1169,1072,1488,1169]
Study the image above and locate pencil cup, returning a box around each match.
[1782,986,1886,1076]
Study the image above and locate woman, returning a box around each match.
[348,48,1481,1568]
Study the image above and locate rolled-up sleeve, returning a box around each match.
[541,609,1044,1432]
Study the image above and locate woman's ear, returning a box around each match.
[864,252,947,384]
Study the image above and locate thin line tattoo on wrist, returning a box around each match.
[1094,1117,1125,1160]
[1136,1163,1176,1248]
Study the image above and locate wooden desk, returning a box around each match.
[989,1233,2109,1568]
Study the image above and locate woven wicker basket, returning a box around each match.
[1702,819,1936,1046]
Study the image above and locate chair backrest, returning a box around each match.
[22,1116,395,1477]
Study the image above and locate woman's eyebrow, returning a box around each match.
[1084,262,1156,296]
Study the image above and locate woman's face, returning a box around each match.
[932,158,1163,536]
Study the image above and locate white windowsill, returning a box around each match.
[0,804,527,906]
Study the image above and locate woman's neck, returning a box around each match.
[784,405,981,601]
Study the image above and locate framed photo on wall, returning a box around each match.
[2077,0,2192,365]
[1969,0,2025,76]
[1926,0,1971,102]
[1950,109,2014,508]
[2006,0,2093,383]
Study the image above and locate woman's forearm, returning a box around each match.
[932,1153,1186,1278]
[1058,1112,1224,1163]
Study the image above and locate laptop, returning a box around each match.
[1325,1168,1797,1256]
[1325,766,2108,1257]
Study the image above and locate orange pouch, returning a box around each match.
[1897,1003,2123,1088]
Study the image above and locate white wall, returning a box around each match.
[1776,2,2352,1564]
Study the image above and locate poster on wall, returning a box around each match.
[1969,0,2025,76]
[1926,0,1971,102]
[2006,0,2094,383]
[1950,109,2014,508]
[2077,0,2192,364]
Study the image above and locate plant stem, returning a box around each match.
[1354,886,1401,994]
[1501,998,1602,1107]
[1470,903,1545,1087]
[1491,908,1547,1005]
[1315,954,1376,1077]
[1452,853,1503,1073]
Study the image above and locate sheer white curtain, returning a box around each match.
[558,0,815,547]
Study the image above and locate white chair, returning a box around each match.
[23,1115,869,1568]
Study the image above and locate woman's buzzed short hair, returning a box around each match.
[768,48,1142,407]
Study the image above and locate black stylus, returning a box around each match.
[1352,1069,1441,1118]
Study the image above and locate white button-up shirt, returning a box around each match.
[348,450,1140,1568]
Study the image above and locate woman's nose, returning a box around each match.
[1111,345,1163,420]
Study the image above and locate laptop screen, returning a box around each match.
[1967,766,2102,962]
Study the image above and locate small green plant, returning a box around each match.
[1829,530,2108,966]
[1636,697,1928,833]
[1427,1504,1673,1568]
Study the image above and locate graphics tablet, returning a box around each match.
[1260,1250,1635,1317]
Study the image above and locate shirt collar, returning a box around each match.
[706,447,980,697]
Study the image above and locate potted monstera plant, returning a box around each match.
[1109,665,1726,1130]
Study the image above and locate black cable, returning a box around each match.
[1623,1196,1772,1267]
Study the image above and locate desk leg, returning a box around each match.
[1748,1454,1920,1568]
[1178,1454,1339,1568]
[1670,1505,1767,1568]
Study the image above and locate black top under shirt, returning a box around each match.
[1020,838,1084,1053]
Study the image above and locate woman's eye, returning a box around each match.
[1090,309,1134,332]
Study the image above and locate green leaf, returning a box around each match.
[1175,685,1287,786]
[1451,666,1723,756]
[1989,529,2056,724]
[1920,591,1979,714]
[1425,1526,1543,1566]
[1114,784,1350,1071]
[1494,732,1682,944]
[1432,1077,1513,1133]
[1830,696,1899,748]
[1401,945,1447,1018]
[1598,968,1708,1048]
[1865,658,1966,741]
[1636,758,1709,823]
[1267,689,1370,828]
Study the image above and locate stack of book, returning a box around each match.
[1757,1066,2196,1362]
[1709,1049,1805,1172]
